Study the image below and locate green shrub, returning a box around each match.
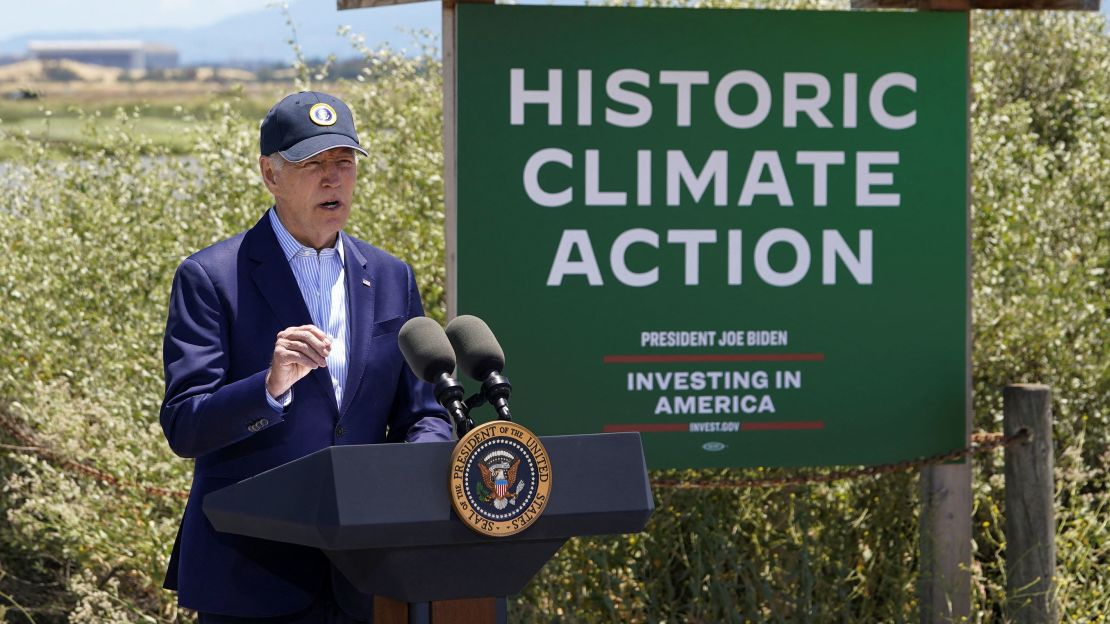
[0,39,445,622]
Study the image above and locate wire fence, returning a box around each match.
[0,408,1030,499]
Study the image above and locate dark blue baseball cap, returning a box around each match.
[260,91,368,162]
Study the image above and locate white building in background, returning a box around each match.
[27,40,178,71]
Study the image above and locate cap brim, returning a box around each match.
[279,133,369,162]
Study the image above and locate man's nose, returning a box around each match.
[320,163,341,186]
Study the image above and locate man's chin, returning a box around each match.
[324,211,351,235]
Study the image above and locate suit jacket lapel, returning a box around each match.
[246,214,339,414]
[339,232,375,419]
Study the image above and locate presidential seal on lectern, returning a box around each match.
[449,420,552,537]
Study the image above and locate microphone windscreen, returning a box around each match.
[445,315,506,381]
[398,317,456,382]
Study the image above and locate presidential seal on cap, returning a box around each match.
[308,103,338,126]
[260,91,368,162]
[449,421,552,537]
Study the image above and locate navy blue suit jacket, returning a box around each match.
[160,214,451,617]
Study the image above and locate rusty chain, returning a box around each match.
[0,410,190,500]
[0,407,1029,499]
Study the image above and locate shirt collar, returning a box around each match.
[268,206,345,263]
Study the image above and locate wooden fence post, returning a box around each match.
[919,462,972,623]
[1004,384,1057,623]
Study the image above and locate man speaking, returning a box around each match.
[159,91,451,622]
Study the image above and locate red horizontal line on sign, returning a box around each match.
[603,423,689,433]
[741,421,825,431]
[602,353,825,364]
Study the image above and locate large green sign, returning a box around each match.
[454,5,968,468]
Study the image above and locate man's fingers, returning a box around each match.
[294,331,331,357]
[297,325,332,346]
[278,328,331,357]
[278,341,327,368]
[277,348,323,371]
[273,325,332,379]
[279,351,319,371]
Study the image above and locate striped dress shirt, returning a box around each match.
[265,207,351,410]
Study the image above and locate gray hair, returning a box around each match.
[266,152,287,172]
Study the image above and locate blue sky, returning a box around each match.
[0,0,276,39]
[1,0,1106,40]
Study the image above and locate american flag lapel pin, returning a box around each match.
[362,278,372,288]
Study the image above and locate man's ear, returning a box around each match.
[259,156,277,190]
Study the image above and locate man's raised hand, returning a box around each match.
[265,325,331,398]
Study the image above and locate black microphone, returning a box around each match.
[445,315,512,421]
[398,317,471,434]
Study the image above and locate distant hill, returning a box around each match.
[0,0,439,66]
